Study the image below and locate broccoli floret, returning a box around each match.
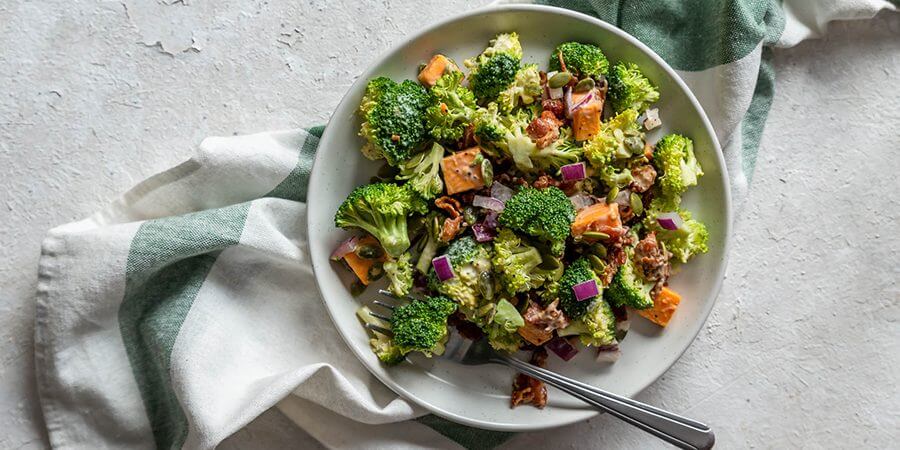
[357,306,405,364]
[358,78,430,166]
[499,186,575,254]
[492,229,563,295]
[604,257,654,309]
[557,298,617,347]
[607,62,660,114]
[464,32,523,69]
[645,209,710,264]
[472,103,509,144]
[497,63,542,113]
[532,127,582,171]
[548,42,609,79]
[557,257,602,319]
[425,71,477,143]
[391,295,457,356]
[583,109,643,168]
[334,182,427,258]
[428,244,494,323]
[653,134,703,210]
[469,53,521,103]
[396,142,445,200]
[484,298,524,352]
[446,236,479,266]
[383,253,413,297]
[493,109,538,171]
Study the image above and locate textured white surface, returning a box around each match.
[1,1,897,449]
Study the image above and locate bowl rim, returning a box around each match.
[307,3,732,431]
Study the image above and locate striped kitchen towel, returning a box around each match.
[34,1,896,449]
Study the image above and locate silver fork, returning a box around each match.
[370,290,715,450]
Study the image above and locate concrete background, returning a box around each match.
[1,1,897,448]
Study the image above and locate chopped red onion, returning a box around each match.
[546,336,579,361]
[560,162,586,181]
[491,182,514,203]
[657,212,684,231]
[483,211,500,229]
[566,89,594,118]
[572,279,599,302]
[596,344,621,363]
[549,86,563,100]
[471,223,497,242]
[431,255,455,281]
[473,195,505,212]
[564,88,573,118]
[330,236,359,261]
[568,194,593,210]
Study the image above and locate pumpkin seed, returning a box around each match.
[589,254,607,273]
[630,192,644,215]
[591,243,608,258]
[574,77,595,93]
[367,263,384,281]
[357,244,383,259]
[606,186,619,203]
[481,159,494,186]
[548,71,573,88]
[583,231,610,240]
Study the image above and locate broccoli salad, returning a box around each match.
[333,33,709,408]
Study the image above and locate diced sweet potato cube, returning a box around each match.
[440,147,485,195]
[342,236,385,285]
[571,202,621,236]
[518,322,552,346]
[573,100,603,141]
[637,287,682,327]
[418,54,451,87]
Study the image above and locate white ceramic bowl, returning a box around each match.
[307,4,731,431]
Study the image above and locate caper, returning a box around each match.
[606,186,619,203]
[630,192,644,215]
[367,263,384,281]
[356,244,384,259]
[481,159,494,186]
[548,71,573,89]
[574,77,595,93]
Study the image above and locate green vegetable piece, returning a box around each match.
[548,42,609,79]
[334,182,427,258]
[358,77,431,166]
[557,257,603,318]
[607,61,660,114]
[548,71,573,89]
[498,186,575,255]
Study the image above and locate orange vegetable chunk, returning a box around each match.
[440,147,485,195]
[571,201,621,236]
[342,236,385,285]
[637,287,682,327]
[418,54,451,87]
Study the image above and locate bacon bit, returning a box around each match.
[526,110,562,148]
[391,134,400,142]
[644,142,654,160]
[448,312,484,340]
[634,232,672,297]
[557,50,567,73]
[511,349,548,409]
[630,164,657,193]
[459,124,476,150]
[541,99,565,119]
[522,299,569,332]
[435,196,464,242]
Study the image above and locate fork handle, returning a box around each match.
[497,356,715,450]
